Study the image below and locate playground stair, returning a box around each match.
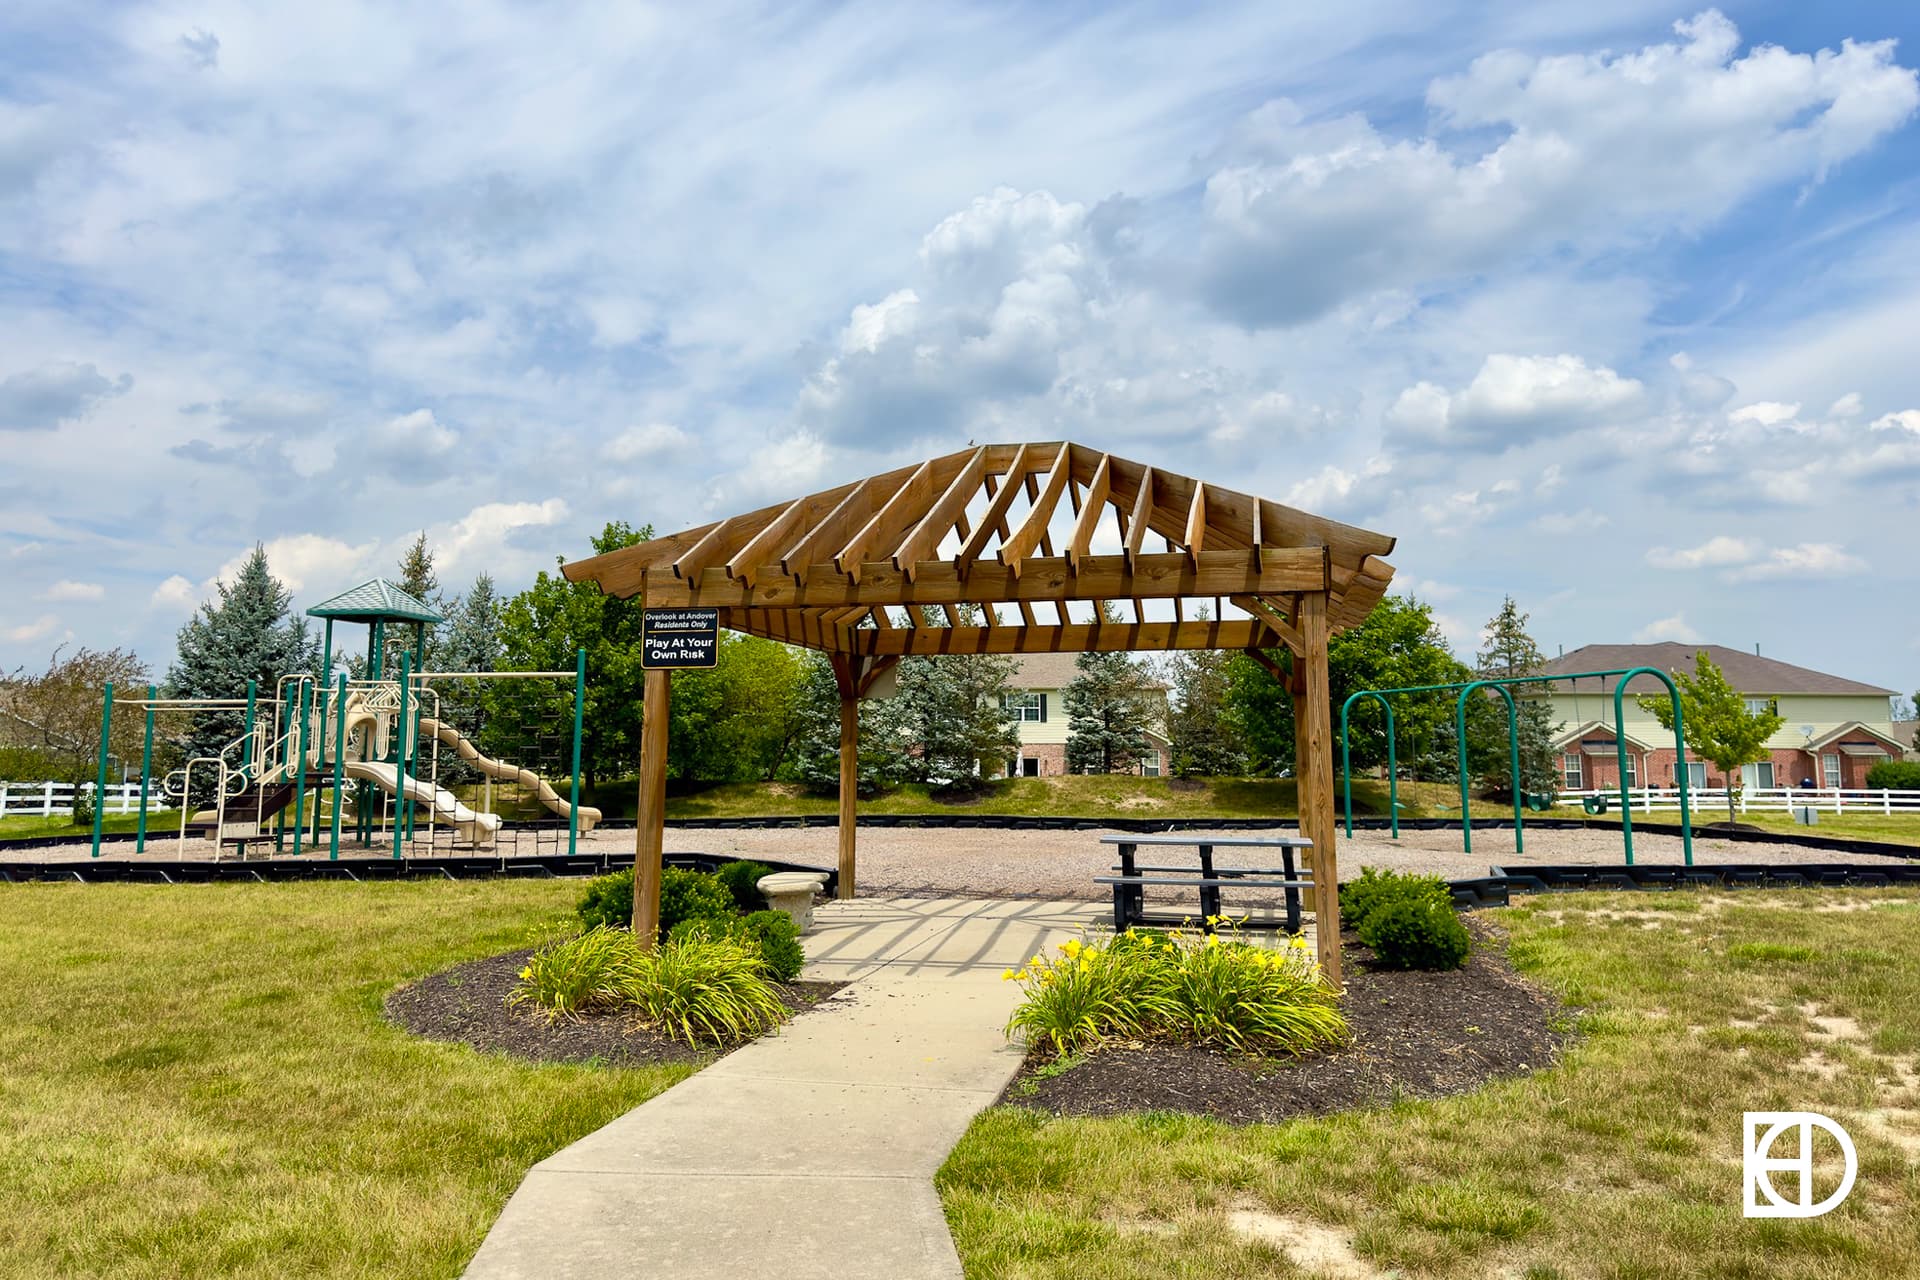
[184,771,331,848]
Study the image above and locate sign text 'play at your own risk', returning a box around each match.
[641,608,720,669]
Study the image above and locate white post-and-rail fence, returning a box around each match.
[1557,786,1920,816]
[0,781,150,819]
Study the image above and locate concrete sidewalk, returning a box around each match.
[462,897,1100,1280]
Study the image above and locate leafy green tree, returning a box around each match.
[1165,647,1246,777]
[5,646,160,794]
[892,626,1021,783]
[789,653,910,794]
[1225,595,1468,778]
[1639,650,1786,826]
[491,522,651,786]
[166,546,318,770]
[1064,650,1157,774]
[668,635,808,781]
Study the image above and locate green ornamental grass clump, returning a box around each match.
[1004,925,1346,1057]
[509,928,788,1044]
[666,909,806,982]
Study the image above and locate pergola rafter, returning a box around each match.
[563,441,1396,984]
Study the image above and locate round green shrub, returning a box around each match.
[1357,897,1471,970]
[1866,759,1920,790]
[714,860,775,913]
[658,867,736,934]
[577,869,634,930]
[1339,867,1451,933]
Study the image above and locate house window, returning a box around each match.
[1744,697,1779,717]
[1678,761,1707,790]
[1022,757,1041,778]
[1562,753,1583,789]
[1003,693,1044,722]
[1823,753,1842,788]
[1741,761,1775,790]
[1624,755,1637,787]
[1143,750,1161,778]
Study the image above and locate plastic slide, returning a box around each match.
[343,760,504,848]
[416,716,602,832]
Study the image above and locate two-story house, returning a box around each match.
[1527,643,1902,792]
[1000,653,1171,778]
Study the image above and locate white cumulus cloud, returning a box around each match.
[1635,613,1704,644]
[1646,536,1759,569]
[1725,542,1867,582]
[40,580,104,602]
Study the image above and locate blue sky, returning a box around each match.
[2,2,1917,698]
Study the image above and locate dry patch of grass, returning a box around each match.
[940,889,1920,1278]
[0,881,687,1278]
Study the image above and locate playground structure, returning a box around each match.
[1340,665,1695,865]
[84,579,599,861]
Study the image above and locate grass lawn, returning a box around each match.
[940,889,1920,1278]
[0,880,686,1279]
[0,810,185,842]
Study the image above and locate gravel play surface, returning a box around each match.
[15,823,1910,901]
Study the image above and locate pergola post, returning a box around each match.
[634,667,670,945]
[830,654,860,900]
[1301,591,1341,987]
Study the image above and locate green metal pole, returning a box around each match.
[321,619,334,687]
[1454,687,1474,857]
[90,683,112,858]
[394,652,410,860]
[1341,699,1355,839]
[276,683,294,851]
[331,673,347,860]
[1501,686,1523,856]
[371,620,385,679]
[1340,691,1399,841]
[1612,667,1695,868]
[569,647,586,857]
[1385,703,1399,841]
[136,684,156,853]
[291,678,311,857]
[243,679,258,779]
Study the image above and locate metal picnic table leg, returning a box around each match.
[1118,841,1141,929]
[1283,845,1301,934]
[1197,842,1221,925]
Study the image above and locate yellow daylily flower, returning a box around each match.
[518,967,533,980]
[1001,968,1017,981]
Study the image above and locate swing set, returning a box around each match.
[1339,665,1696,865]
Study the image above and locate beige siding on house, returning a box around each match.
[1536,691,1896,751]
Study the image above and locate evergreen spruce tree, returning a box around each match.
[1064,650,1157,774]
[890,620,1021,785]
[1471,596,1559,801]
[392,532,443,668]
[1166,648,1246,777]
[436,574,502,757]
[790,653,910,794]
[165,546,318,769]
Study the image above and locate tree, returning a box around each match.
[3,646,158,787]
[392,532,444,669]
[789,653,910,795]
[892,613,1022,783]
[166,546,319,770]
[492,522,651,786]
[1640,650,1785,826]
[1469,596,1560,802]
[1225,595,1468,777]
[434,574,503,764]
[668,635,808,781]
[1165,648,1246,777]
[1064,650,1157,774]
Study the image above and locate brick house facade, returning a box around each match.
[1000,653,1170,778]
[1528,644,1902,793]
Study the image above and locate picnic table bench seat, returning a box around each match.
[1097,834,1315,933]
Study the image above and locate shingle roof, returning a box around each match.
[1005,652,1167,690]
[1536,643,1893,697]
[304,579,443,625]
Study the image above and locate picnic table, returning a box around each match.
[1095,833,1315,933]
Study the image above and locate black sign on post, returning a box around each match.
[642,608,721,669]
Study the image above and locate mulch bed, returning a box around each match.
[1002,918,1567,1123]
[384,947,847,1068]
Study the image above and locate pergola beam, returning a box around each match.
[643,549,1327,609]
[996,442,1072,577]
[858,619,1274,656]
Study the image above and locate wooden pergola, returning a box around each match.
[563,441,1396,983]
